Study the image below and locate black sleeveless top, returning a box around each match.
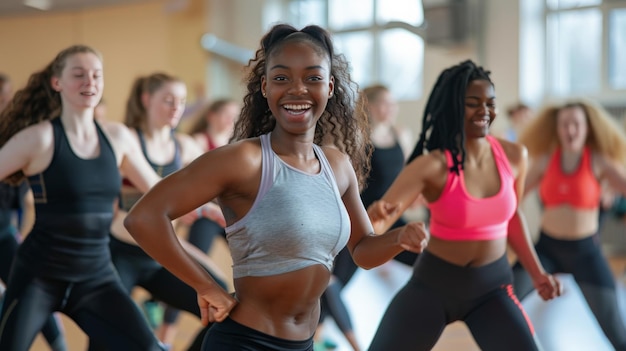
[137,129,182,177]
[19,118,121,281]
[360,138,405,208]
[119,129,182,211]
[0,181,28,239]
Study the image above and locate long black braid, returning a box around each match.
[407,60,492,174]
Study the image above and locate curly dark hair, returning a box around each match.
[0,45,101,185]
[234,23,371,188]
[408,59,493,174]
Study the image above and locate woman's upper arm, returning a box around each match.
[513,145,528,202]
[0,123,52,180]
[102,122,160,192]
[381,154,434,211]
[176,133,205,165]
[524,154,548,197]
[131,141,258,222]
[597,154,626,195]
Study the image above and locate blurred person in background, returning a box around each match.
[513,100,626,351]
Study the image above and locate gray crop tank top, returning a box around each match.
[225,133,351,278]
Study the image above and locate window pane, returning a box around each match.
[547,9,602,95]
[377,0,424,26]
[329,0,373,30]
[609,8,626,89]
[289,0,327,28]
[546,0,601,10]
[333,32,374,89]
[379,29,424,99]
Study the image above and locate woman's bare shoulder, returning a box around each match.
[492,136,528,167]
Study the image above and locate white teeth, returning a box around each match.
[283,104,311,110]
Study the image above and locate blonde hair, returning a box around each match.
[520,99,626,164]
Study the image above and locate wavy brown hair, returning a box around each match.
[519,99,626,164]
[234,23,371,187]
[0,45,101,185]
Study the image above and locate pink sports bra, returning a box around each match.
[428,136,517,241]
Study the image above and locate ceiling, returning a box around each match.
[0,0,156,17]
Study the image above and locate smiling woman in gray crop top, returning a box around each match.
[227,133,350,278]
[124,24,428,351]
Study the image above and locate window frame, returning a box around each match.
[285,0,425,100]
[544,0,626,103]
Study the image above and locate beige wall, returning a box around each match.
[0,0,209,122]
[0,0,526,147]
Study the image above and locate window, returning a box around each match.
[287,0,425,100]
[544,0,626,98]
[609,8,626,89]
[547,8,602,95]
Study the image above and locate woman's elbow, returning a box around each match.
[123,208,147,237]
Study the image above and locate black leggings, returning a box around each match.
[319,217,418,334]
[318,279,353,333]
[202,317,314,351]
[162,218,226,325]
[368,251,538,351]
[0,258,163,351]
[0,233,67,351]
[512,231,626,350]
[108,236,227,350]
[333,217,418,288]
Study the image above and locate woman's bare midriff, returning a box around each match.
[541,206,599,239]
[426,236,508,267]
[230,264,331,340]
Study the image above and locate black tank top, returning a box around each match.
[19,118,121,281]
[360,139,405,208]
[137,129,182,177]
[119,129,182,211]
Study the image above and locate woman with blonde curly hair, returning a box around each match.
[512,99,626,350]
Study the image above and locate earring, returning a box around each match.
[262,91,267,97]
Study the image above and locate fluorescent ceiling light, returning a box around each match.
[23,0,52,11]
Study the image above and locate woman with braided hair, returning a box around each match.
[124,23,428,351]
[367,60,561,351]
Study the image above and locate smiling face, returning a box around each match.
[51,52,104,111]
[261,40,334,135]
[556,105,588,152]
[464,79,496,138]
[144,81,187,129]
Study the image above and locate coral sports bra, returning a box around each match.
[539,147,600,210]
